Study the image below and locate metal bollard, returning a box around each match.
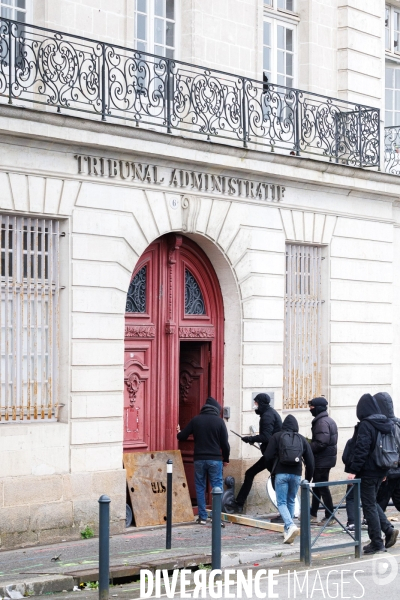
[98,495,111,600]
[299,481,311,566]
[211,486,223,570]
[353,481,361,558]
[166,459,173,550]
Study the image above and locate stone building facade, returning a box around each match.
[0,0,399,548]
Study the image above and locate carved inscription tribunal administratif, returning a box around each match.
[74,155,286,203]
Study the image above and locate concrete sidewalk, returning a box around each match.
[1,508,399,597]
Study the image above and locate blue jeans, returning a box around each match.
[194,460,223,520]
[275,473,301,532]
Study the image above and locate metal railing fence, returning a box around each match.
[0,18,380,168]
[300,479,362,566]
[385,125,400,174]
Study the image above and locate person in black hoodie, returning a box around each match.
[373,392,400,513]
[232,393,282,513]
[347,393,397,554]
[177,397,230,525]
[265,415,314,544]
[308,397,338,524]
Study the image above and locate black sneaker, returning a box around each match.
[363,542,387,554]
[195,517,207,525]
[385,528,399,549]
[231,502,244,514]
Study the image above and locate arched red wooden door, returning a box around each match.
[124,234,224,499]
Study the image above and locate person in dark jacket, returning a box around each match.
[232,393,282,513]
[177,397,230,524]
[342,426,367,530]
[308,397,338,524]
[373,392,400,512]
[264,415,314,544]
[347,393,398,554]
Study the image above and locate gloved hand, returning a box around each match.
[241,436,253,444]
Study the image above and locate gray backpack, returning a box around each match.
[371,428,399,470]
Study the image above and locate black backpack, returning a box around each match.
[277,431,303,466]
[371,427,399,470]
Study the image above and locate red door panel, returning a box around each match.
[124,234,224,492]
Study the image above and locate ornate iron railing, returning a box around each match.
[0,17,380,168]
[385,126,400,174]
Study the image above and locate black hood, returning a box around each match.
[309,396,328,417]
[254,393,271,416]
[200,397,221,416]
[282,414,299,432]
[254,393,270,406]
[356,393,381,421]
[374,392,395,419]
[357,393,394,434]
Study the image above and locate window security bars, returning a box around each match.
[284,244,323,410]
[0,216,59,422]
[385,125,400,174]
[0,17,380,169]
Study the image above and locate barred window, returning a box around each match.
[0,216,59,422]
[283,244,323,409]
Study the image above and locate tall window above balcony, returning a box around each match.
[263,1,297,87]
[134,0,176,58]
[0,0,27,21]
[386,4,400,54]
[385,66,400,126]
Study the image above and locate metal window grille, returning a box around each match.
[284,244,323,410]
[0,216,59,421]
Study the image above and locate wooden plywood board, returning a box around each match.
[206,511,285,533]
[124,450,194,527]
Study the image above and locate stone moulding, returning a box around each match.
[179,326,215,339]
[125,325,156,338]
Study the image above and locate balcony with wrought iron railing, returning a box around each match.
[384,126,400,174]
[0,18,381,170]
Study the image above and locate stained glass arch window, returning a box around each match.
[126,265,147,313]
[185,269,206,315]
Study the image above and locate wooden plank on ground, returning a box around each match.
[206,511,284,533]
[124,450,194,527]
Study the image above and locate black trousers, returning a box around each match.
[346,485,365,525]
[236,456,267,506]
[377,477,400,512]
[361,477,392,548]
[310,467,334,518]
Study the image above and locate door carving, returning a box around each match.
[124,234,224,461]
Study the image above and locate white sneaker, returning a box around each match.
[284,524,300,544]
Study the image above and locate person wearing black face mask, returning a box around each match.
[231,393,282,513]
[308,397,338,524]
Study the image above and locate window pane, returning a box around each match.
[396,112,400,126]
[166,47,174,58]
[166,21,174,47]
[386,111,393,126]
[155,0,164,17]
[264,0,272,5]
[386,6,391,50]
[15,9,25,21]
[137,14,147,40]
[277,0,284,7]
[286,76,293,88]
[396,68,400,88]
[395,90,400,109]
[286,53,293,76]
[154,17,164,44]
[16,0,25,7]
[263,47,270,72]
[286,29,293,51]
[386,67,393,87]
[263,21,271,45]
[386,91,393,110]
[277,25,284,49]
[277,50,284,75]
[286,0,294,10]
[154,44,164,56]
[166,0,174,19]
[137,41,147,51]
[137,0,147,12]
[2,0,12,5]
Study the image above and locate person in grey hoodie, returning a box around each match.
[374,392,400,512]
